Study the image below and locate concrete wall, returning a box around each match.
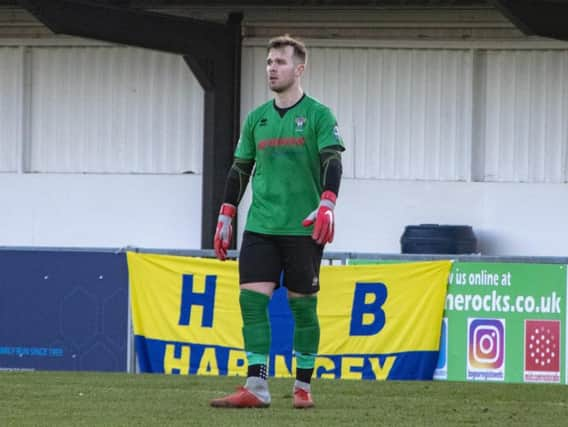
[0,173,202,249]
[236,179,568,257]
[3,173,566,256]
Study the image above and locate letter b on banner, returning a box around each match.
[350,283,387,336]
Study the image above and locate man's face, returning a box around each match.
[266,46,304,93]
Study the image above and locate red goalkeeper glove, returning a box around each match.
[214,203,236,261]
[302,191,337,245]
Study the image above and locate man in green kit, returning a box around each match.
[210,34,344,409]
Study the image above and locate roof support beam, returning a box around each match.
[19,0,243,250]
[489,0,568,41]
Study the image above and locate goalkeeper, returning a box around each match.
[210,34,344,409]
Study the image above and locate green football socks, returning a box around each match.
[240,291,320,386]
[289,296,320,371]
[240,290,271,381]
[289,296,320,357]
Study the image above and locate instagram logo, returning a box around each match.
[467,318,505,381]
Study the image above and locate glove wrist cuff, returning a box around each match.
[321,191,337,204]
[219,203,237,217]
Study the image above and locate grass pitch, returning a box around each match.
[1,371,567,426]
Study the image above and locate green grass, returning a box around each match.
[0,371,567,426]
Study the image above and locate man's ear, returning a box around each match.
[295,63,305,77]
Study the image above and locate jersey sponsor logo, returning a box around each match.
[295,116,307,132]
[258,137,305,150]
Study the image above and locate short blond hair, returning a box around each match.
[267,34,307,64]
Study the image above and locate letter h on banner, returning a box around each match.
[178,274,216,327]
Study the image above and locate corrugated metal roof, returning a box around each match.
[3,28,568,183]
[243,45,473,181]
[476,50,568,182]
[28,46,203,173]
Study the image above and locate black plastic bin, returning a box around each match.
[400,224,478,254]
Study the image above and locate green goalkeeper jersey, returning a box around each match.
[235,94,345,236]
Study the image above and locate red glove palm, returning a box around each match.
[302,191,337,245]
[214,203,236,261]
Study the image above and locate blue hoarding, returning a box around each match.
[0,250,128,371]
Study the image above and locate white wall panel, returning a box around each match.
[242,46,472,181]
[0,173,202,248]
[478,50,568,183]
[0,47,22,172]
[29,47,203,173]
[237,177,568,256]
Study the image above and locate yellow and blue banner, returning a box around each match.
[128,252,451,380]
